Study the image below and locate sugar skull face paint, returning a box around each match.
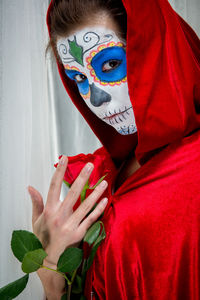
[57,27,137,135]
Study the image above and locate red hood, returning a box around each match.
[46,0,200,164]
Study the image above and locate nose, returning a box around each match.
[90,83,111,107]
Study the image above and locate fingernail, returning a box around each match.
[59,155,66,166]
[27,188,33,198]
[102,198,108,205]
[85,163,94,174]
[27,186,31,194]
[99,180,108,188]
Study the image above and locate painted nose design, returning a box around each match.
[90,83,111,107]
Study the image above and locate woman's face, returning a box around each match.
[56,15,137,135]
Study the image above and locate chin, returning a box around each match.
[116,124,137,135]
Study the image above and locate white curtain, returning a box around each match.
[0,1,199,299]
[0,1,58,299]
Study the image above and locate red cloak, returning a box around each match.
[47,0,200,299]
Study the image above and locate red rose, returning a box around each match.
[54,147,117,211]
[54,147,116,188]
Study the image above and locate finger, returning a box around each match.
[28,186,44,225]
[77,197,108,237]
[60,162,94,212]
[70,180,108,226]
[46,155,68,208]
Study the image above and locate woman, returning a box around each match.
[28,0,200,299]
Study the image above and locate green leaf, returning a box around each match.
[86,242,101,272]
[68,37,84,66]
[60,294,67,300]
[11,230,43,262]
[86,223,106,271]
[81,258,87,278]
[22,248,47,273]
[63,180,71,188]
[57,248,83,273]
[0,274,29,299]
[89,174,107,190]
[71,275,83,294]
[80,180,89,203]
[83,221,101,245]
[95,223,106,244]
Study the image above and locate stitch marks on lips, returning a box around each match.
[102,106,133,125]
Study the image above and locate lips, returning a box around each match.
[102,106,132,125]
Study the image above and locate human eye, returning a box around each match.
[74,74,87,83]
[102,59,122,73]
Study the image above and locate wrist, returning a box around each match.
[43,258,57,269]
[37,261,66,299]
[44,246,61,266]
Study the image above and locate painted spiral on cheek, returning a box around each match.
[58,43,75,64]
[59,43,68,55]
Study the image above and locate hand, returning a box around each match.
[28,155,108,265]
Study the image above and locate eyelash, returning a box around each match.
[74,74,87,83]
[102,59,122,73]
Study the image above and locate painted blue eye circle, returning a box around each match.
[77,78,89,96]
[91,46,127,83]
[65,69,89,96]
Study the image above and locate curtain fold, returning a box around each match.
[0,1,56,299]
[0,1,199,299]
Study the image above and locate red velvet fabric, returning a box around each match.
[46,0,200,299]
[85,130,200,299]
